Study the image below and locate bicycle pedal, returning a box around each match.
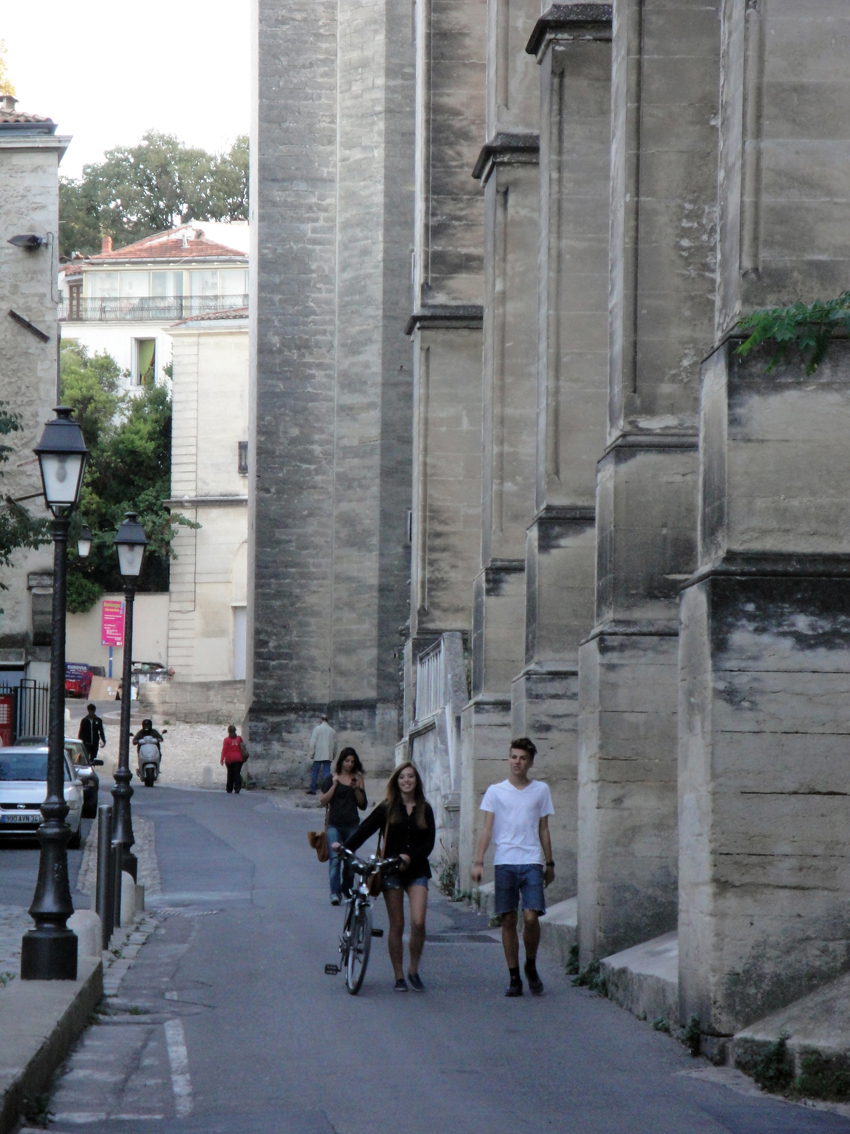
[371,928,384,937]
[324,964,340,975]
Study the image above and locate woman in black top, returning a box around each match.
[342,761,435,992]
[320,748,367,904]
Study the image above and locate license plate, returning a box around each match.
[0,813,40,824]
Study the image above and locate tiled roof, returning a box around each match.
[0,111,55,125]
[63,227,247,270]
[174,306,249,324]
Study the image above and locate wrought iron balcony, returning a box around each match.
[60,294,249,322]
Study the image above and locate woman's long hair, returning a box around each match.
[335,747,364,776]
[385,761,428,828]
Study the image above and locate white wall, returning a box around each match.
[60,322,174,390]
[66,592,170,672]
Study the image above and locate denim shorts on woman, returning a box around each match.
[382,873,429,892]
[494,863,545,915]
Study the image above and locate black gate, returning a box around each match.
[0,680,50,744]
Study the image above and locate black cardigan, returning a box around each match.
[344,800,436,880]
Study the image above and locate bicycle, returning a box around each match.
[324,846,402,994]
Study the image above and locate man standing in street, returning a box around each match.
[471,737,554,997]
[78,703,106,762]
[306,713,337,795]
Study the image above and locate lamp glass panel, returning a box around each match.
[39,452,85,508]
[77,537,92,558]
[116,541,145,577]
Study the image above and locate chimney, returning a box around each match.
[0,94,18,113]
[101,235,113,254]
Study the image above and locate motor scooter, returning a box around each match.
[137,732,165,787]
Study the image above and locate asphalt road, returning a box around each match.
[3,786,850,1134]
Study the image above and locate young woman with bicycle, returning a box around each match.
[319,747,368,904]
[341,762,435,992]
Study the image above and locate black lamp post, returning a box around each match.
[77,524,92,559]
[22,408,88,980]
[111,512,147,879]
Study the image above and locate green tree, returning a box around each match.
[60,342,195,612]
[59,131,249,258]
[0,39,15,97]
[0,405,50,606]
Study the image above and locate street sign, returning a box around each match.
[101,600,124,647]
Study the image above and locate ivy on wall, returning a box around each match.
[736,292,850,375]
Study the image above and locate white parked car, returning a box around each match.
[0,746,84,848]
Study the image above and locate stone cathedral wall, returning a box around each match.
[253,0,850,1066]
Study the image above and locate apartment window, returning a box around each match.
[220,268,248,295]
[152,271,184,297]
[135,339,156,386]
[190,269,220,296]
[238,441,249,476]
[86,271,119,299]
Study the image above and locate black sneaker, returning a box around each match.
[408,972,424,992]
[505,981,523,997]
[525,964,544,995]
[394,978,409,992]
[330,894,341,906]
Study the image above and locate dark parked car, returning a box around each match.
[16,736,102,819]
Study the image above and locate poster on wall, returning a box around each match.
[101,600,124,647]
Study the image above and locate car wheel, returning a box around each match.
[68,826,82,850]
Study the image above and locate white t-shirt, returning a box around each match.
[480,779,555,865]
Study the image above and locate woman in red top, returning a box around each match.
[220,725,248,794]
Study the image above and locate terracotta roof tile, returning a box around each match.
[86,227,246,264]
[174,306,249,324]
[0,111,55,124]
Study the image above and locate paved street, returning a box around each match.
[3,787,850,1134]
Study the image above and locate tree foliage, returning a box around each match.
[736,292,850,376]
[59,131,249,258]
[60,342,196,611]
[0,39,15,97]
[0,406,50,598]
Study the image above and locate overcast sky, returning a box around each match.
[3,1,250,179]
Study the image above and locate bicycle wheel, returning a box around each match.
[345,901,372,994]
[339,899,355,969]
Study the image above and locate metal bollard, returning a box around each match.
[111,839,124,933]
[95,805,114,948]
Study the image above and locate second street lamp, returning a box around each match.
[22,407,88,980]
[112,512,148,879]
[77,523,92,559]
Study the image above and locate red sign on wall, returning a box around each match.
[0,694,14,746]
[101,600,124,647]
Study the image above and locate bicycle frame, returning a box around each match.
[324,848,401,994]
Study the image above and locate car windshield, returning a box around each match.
[0,752,71,782]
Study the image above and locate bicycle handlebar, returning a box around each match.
[338,846,404,875]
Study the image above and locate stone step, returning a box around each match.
[732,969,850,1100]
[600,931,679,1028]
[539,897,577,968]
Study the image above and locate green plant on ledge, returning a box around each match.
[736,291,850,376]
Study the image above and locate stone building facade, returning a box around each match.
[253,0,850,1058]
[0,95,70,687]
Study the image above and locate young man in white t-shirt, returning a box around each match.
[471,737,554,996]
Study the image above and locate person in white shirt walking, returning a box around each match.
[470,737,554,997]
[306,714,338,795]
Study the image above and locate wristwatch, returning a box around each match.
[546,861,555,867]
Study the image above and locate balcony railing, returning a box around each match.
[60,294,249,322]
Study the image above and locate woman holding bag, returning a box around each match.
[340,762,435,992]
[319,748,368,904]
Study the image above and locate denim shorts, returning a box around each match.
[383,873,429,892]
[494,863,545,915]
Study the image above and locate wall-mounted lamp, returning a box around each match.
[8,234,46,250]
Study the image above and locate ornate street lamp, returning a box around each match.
[77,524,92,559]
[22,408,88,980]
[111,512,147,879]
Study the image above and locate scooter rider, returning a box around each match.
[132,719,163,747]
